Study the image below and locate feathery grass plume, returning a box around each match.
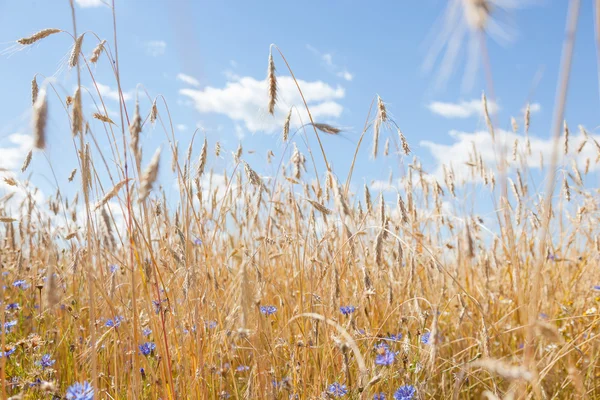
[69,33,85,68]
[482,92,494,140]
[512,139,518,161]
[291,144,306,179]
[94,179,130,211]
[243,161,265,191]
[197,137,207,178]
[99,207,116,249]
[215,141,221,157]
[282,108,292,142]
[92,113,115,124]
[332,174,351,218]
[0,216,16,223]
[68,168,77,182]
[563,177,571,202]
[139,148,161,203]
[571,160,583,186]
[129,99,142,163]
[31,76,39,106]
[372,96,387,158]
[150,100,158,124]
[71,87,83,136]
[32,88,48,149]
[306,199,332,215]
[374,230,384,266]
[82,144,92,197]
[89,39,106,63]
[364,184,372,215]
[171,141,178,173]
[384,138,390,156]
[235,142,243,163]
[21,150,33,173]
[267,49,277,115]
[563,120,569,155]
[511,116,518,133]
[311,122,341,135]
[397,193,409,223]
[17,28,61,45]
[469,359,533,381]
[399,129,411,155]
[463,0,492,31]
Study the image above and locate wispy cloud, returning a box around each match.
[145,40,166,57]
[180,74,344,133]
[307,45,354,82]
[177,73,200,87]
[427,99,499,118]
[75,0,106,8]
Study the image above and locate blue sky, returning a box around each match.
[0,0,599,220]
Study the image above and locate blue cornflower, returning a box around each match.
[593,285,600,292]
[142,327,152,337]
[0,347,15,357]
[236,365,250,372]
[5,303,19,311]
[152,299,167,314]
[327,383,348,397]
[374,342,389,351]
[66,381,94,400]
[260,305,277,316]
[4,320,17,333]
[206,321,217,329]
[193,238,203,246]
[420,332,431,345]
[375,350,396,366]
[547,253,556,261]
[340,306,356,316]
[393,385,416,400]
[220,392,231,399]
[109,264,118,274]
[13,280,29,289]
[388,333,402,342]
[37,354,55,369]
[139,342,156,356]
[105,316,123,328]
[374,394,386,400]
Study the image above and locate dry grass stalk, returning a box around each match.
[21,150,33,173]
[94,179,130,210]
[282,108,292,142]
[243,161,264,189]
[17,28,61,45]
[311,123,341,135]
[563,177,571,202]
[267,51,277,115]
[130,100,142,163]
[469,359,533,381]
[564,120,569,155]
[139,148,161,202]
[72,88,83,136]
[215,141,221,157]
[399,129,411,155]
[0,216,16,223]
[511,117,518,133]
[306,199,332,215]
[90,39,106,63]
[69,33,85,68]
[68,169,77,182]
[32,88,48,149]
[92,113,115,124]
[197,137,208,178]
[373,96,387,159]
[150,100,158,124]
[463,0,491,31]
[482,92,494,140]
[31,76,39,105]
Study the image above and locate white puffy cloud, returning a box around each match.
[180,75,345,133]
[177,73,200,87]
[0,133,32,171]
[421,128,599,183]
[428,99,499,118]
[145,40,166,57]
[75,0,106,7]
[95,82,132,102]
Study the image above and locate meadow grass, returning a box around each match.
[1,1,599,399]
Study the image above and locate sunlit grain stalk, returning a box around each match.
[32,88,47,150]
[17,28,61,45]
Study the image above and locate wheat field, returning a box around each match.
[0,1,599,399]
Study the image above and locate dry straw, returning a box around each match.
[197,137,207,178]
[93,113,115,124]
[267,50,277,115]
[17,28,61,45]
[32,88,48,149]
[139,148,161,202]
[69,33,85,68]
[90,39,106,63]
[31,76,39,105]
[282,108,292,142]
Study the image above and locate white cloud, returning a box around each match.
[421,128,600,184]
[428,99,499,118]
[526,103,541,113]
[0,133,32,171]
[75,0,106,7]
[180,75,345,133]
[307,45,354,82]
[145,40,166,57]
[176,124,188,132]
[95,82,132,102]
[234,124,245,140]
[177,73,200,87]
